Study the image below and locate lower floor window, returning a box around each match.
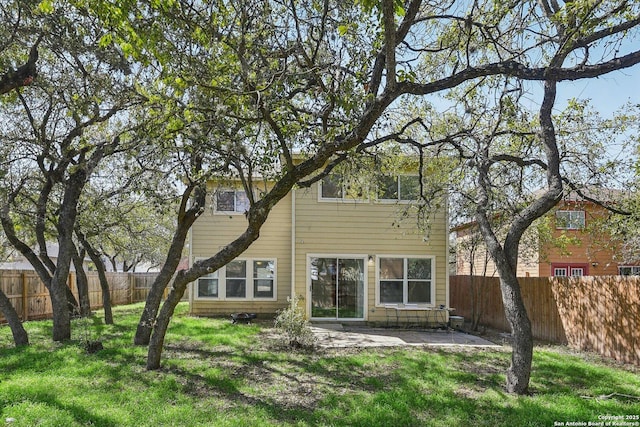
[552,263,587,277]
[195,258,276,300]
[226,260,247,298]
[554,268,567,277]
[619,266,640,276]
[198,271,218,297]
[378,256,433,305]
[254,260,275,298]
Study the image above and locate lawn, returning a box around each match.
[1,303,639,427]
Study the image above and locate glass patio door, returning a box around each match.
[310,257,365,320]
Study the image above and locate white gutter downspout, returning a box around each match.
[188,227,193,315]
[290,188,296,301]
[445,194,451,311]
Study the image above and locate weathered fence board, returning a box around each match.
[0,270,159,323]
[450,275,640,365]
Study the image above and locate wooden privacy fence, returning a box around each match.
[450,275,640,365]
[0,270,159,323]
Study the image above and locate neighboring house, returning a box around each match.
[453,190,636,277]
[188,172,450,324]
[0,242,92,271]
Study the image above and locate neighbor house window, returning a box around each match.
[378,256,433,305]
[378,175,421,201]
[555,210,585,229]
[552,263,587,277]
[619,266,640,276]
[215,189,250,214]
[194,258,276,300]
[553,268,567,277]
[570,268,584,277]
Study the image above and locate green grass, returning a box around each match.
[1,303,639,426]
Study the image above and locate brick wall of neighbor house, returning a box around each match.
[538,201,620,276]
[189,182,292,317]
[454,199,627,278]
[292,183,449,324]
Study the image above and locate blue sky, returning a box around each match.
[556,67,640,116]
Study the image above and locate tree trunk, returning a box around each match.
[0,288,29,346]
[145,176,296,369]
[86,254,113,324]
[499,273,533,394]
[66,284,80,317]
[76,231,113,324]
[98,268,113,324]
[133,234,188,345]
[51,166,93,341]
[146,274,190,369]
[72,247,91,317]
[50,273,71,341]
[134,182,205,346]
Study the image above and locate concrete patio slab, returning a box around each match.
[311,325,500,349]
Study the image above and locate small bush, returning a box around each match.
[72,316,103,354]
[274,295,317,349]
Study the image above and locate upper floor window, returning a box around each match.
[215,189,250,214]
[555,210,585,230]
[320,175,344,199]
[319,174,367,201]
[319,173,421,202]
[378,175,421,201]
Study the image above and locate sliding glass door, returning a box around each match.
[310,257,365,320]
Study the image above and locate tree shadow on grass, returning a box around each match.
[1,391,120,427]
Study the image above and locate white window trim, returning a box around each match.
[212,188,251,215]
[555,210,585,230]
[193,257,277,301]
[375,254,436,307]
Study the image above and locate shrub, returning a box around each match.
[274,295,317,349]
[72,316,103,354]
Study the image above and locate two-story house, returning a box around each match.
[188,172,450,325]
[454,190,636,277]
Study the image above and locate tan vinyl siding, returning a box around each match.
[455,226,539,277]
[190,187,292,317]
[293,185,449,324]
[189,177,450,324]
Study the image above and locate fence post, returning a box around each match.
[130,273,134,304]
[21,271,28,321]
